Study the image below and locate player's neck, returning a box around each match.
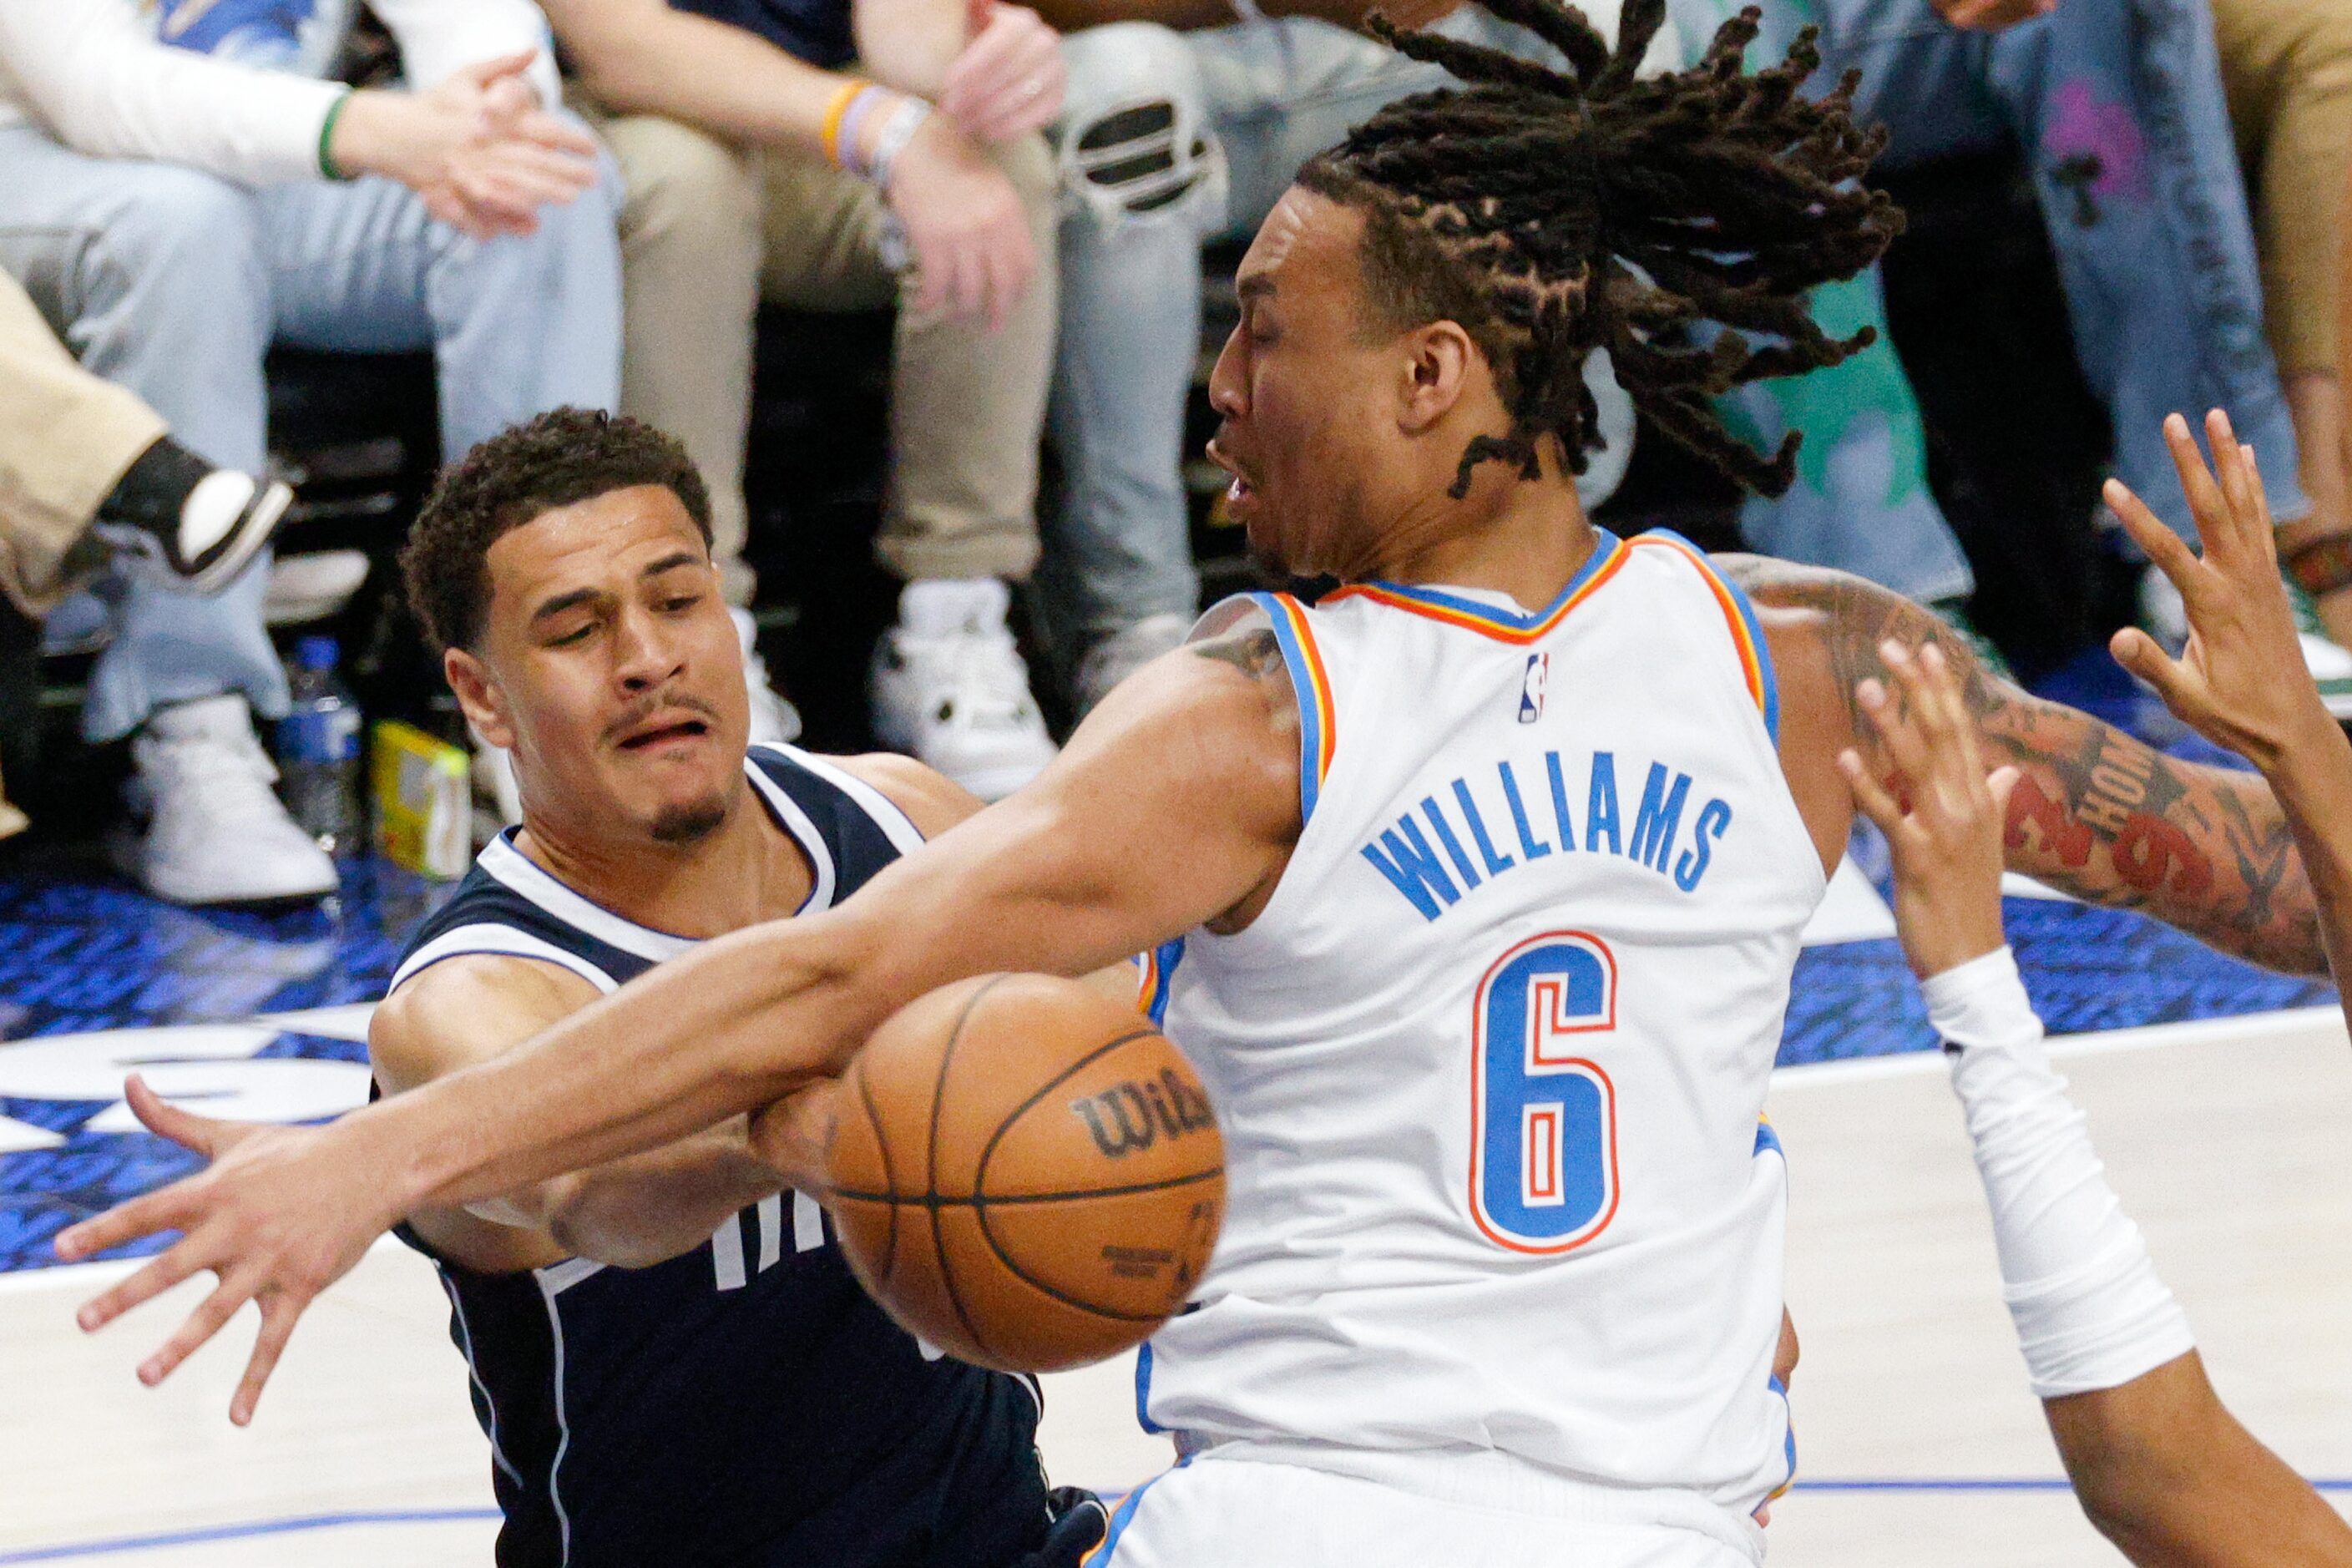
[511,781,812,940]
[1366,455,1598,614]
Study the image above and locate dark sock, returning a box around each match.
[98,437,214,536]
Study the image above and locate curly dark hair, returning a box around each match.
[1297,0,1902,498]
[401,407,714,653]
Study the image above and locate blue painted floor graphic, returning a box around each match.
[0,675,2336,1273]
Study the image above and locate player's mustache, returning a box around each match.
[603,689,723,745]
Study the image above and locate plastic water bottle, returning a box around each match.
[278,636,363,856]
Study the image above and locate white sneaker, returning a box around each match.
[265,549,371,627]
[731,607,802,746]
[1073,612,1191,716]
[125,695,337,905]
[871,579,1056,801]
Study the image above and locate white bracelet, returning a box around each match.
[1229,0,1269,21]
[866,97,933,193]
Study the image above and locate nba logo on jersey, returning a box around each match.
[1518,652,1549,724]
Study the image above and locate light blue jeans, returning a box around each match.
[1675,0,2309,551]
[0,123,624,741]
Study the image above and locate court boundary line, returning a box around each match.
[15,1478,2352,1561]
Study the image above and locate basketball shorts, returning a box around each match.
[1086,1450,1763,1568]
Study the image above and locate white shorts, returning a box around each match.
[1086,1452,1762,1568]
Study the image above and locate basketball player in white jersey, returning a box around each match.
[61,3,2349,1561]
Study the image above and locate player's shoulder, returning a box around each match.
[819,750,986,837]
[372,953,601,1087]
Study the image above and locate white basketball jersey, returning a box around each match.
[1139,529,1828,1525]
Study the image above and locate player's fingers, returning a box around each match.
[2242,447,2283,570]
[73,1233,208,1332]
[124,1074,222,1156]
[1985,765,2022,821]
[137,1270,258,1388]
[2204,410,2261,567]
[459,48,538,89]
[1913,643,1982,803]
[55,1181,194,1267]
[2102,478,2208,604]
[1866,644,1935,783]
[1836,748,1904,836]
[2107,627,2204,717]
[228,1291,308,1427]
[2162,412,2231,543]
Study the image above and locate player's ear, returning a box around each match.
[444,646,513,750]
[1398,320,1476,437]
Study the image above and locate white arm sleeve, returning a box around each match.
[1930,947,2197,1399]
[369,0,559,104]
[0,0,341,185]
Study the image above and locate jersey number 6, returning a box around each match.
[1469,932,1620,1253]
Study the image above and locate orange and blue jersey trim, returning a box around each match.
[1630,530,1780,743]
[1322,529,1629,645]
[1084,1454,1193,1566]
[1136,938,1185,1028]
[1247,591,1336,826]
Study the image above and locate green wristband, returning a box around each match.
[318,89,355,182]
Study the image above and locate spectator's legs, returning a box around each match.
[0,268,165,614]
[0,127,282,743]
[1048,22,1222,699]
[757,135,1060,797]
[2212,0,2352,644]
[589,109,766,608]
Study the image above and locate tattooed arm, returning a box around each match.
[55,615,1303,1420]
[1722,554,2325,977]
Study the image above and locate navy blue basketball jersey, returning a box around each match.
[383,745,1051,1568]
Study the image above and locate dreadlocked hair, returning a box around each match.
[1297,0,1901,498]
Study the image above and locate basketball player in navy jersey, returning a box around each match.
[64,4,2352,1560]
[335,411,1102,1566]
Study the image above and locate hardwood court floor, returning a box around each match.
[5,1009,2345,1565]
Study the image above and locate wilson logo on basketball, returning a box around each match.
[1070,1069,1215,1158]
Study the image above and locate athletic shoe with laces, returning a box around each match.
[1072,612,1191,717]
[92,466,290,597]
[121,695,338,905]
[870,579,1056,801]
[731,607,802,746]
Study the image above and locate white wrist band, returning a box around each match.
[866,97,933,193]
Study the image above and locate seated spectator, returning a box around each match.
[2212,0,2352,649]
[0,0,622,906]
[1664,0,2328,675]
[0,269,287,610]
[548,0,1065,800]
[1039,0,1975,716]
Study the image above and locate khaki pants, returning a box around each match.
[587,102,1057,604]
[2215,0,2352,377]
[0,268,163,615]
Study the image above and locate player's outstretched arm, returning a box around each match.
[2105,410,2352,1036]
[372,956,790,1273]
[1847,639,2352,1566]
[1723,555,2327,978]
[53,617,1303,1420]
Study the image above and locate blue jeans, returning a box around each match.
[1676,0,2309,548]
[0,124,624,741]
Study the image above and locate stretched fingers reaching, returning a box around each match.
[137,1267,261,1388]
[1837,747,1905,838]
[230,1290,311,1426]
[2103,477,2210,609]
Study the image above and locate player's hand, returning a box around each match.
[2107,410,2343,778]
[938,3,1065,146]
[884,116,1035,331]
[1930,0,2053,33]
[748,1076,846,1193]
[1838,640,2021,979]
[52,1078,404,1426]
[330,53,600,240]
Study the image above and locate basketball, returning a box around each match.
[823,972,1225,1373]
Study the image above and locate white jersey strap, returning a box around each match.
[1627,531,1780,741]
[387,923,621,997]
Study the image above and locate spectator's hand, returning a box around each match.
[330,51,600,240]
[1838,640,2021,979]
[938,2,1065,145]
[1929,0,2054,32]
[2107,411,2340,776]
[886,115,1035,330]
